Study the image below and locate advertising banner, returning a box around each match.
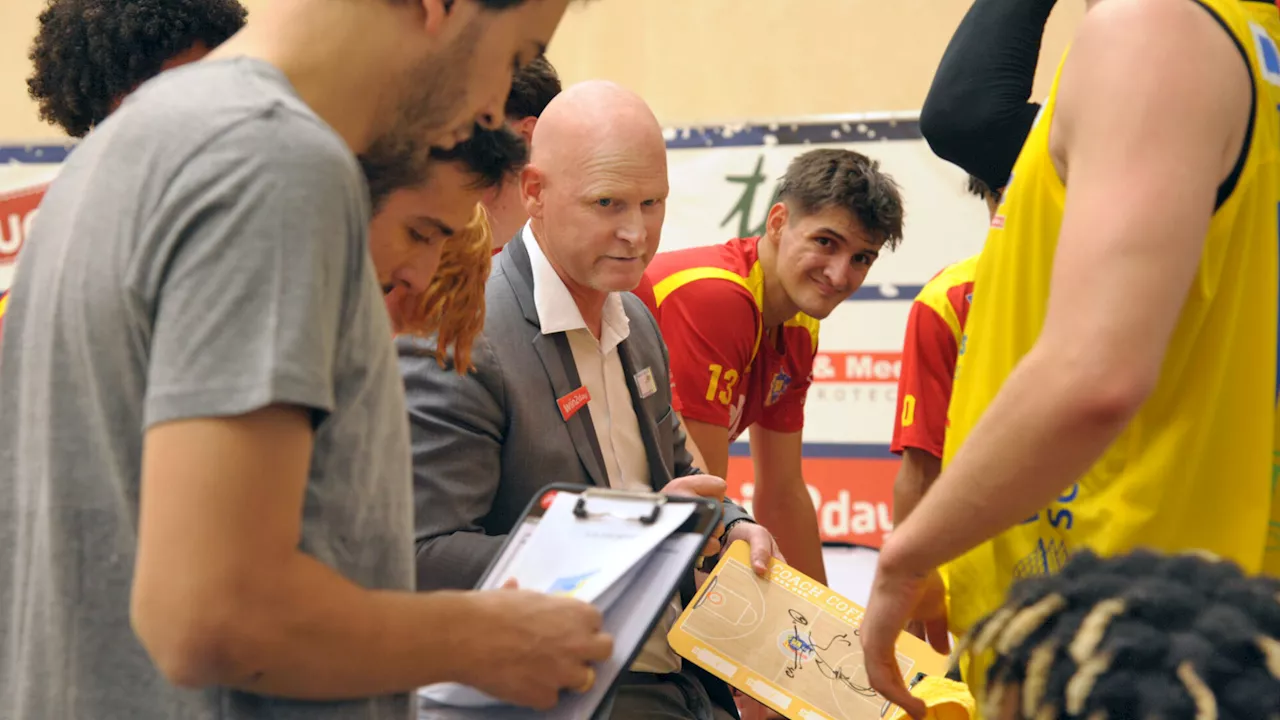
[0,115,988,548]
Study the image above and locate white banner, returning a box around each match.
[0,117,989,547]
[661,117,988,450]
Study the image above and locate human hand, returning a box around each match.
[663,474,727,556]
[723,519,782,576]
[860,564,950,720]
[460,581,614,710]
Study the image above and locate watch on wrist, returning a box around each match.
[720,517,757,545]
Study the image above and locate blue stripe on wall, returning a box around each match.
[666,118,922,150]
[848,284,922,302]
[730,442,897,460]
[0,144,75,164]
[1,117,923,163]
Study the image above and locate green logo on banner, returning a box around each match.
[721,155,781,239]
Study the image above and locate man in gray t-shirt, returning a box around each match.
[0,2,613,718]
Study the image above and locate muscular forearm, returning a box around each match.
[144,551,481,699]
[881,346,1139,576]
[755,479,826,583]
[415,531,508,591]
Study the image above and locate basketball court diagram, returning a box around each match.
[677,557,917,720]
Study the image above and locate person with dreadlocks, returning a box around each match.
[959,548,1280,719]
[862,0,1280,714]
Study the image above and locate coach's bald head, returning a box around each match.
[522,80,668,299]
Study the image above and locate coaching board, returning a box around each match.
[669,541,950,720]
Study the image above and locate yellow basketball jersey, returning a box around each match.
[941,0,1280,699]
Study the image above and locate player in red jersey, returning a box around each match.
[640,148,905,583]
[890,176,1000,525]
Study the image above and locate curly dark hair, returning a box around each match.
[963,548,1280,719]
[363,125,528,212]
[504,56,561,120]
[27,0,247,138]
[775,148,905,249]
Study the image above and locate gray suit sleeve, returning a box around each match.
[398,334,509,591]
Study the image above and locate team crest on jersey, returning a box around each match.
[766,371,792,407]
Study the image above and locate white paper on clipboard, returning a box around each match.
[418,490,697,712]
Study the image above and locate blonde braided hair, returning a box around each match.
[964,549,1280,719]
[392,202,492,373]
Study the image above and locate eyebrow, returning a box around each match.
[413,216,455,238]
[818,226,879,256]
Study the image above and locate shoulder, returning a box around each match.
[915,255,979,315]
[119,59,361,197]
[397,331,503,392]
[648,239,753,290]
[783,314,821,355]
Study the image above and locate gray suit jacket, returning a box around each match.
[399,233,751,591]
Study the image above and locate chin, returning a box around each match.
[594,270,644,294]
[800,297,842,320]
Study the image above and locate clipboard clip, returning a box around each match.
[572,489,667,525]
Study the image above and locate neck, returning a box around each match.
[530,221,608,338]
[756,235,800,329]
[205,0,408,153]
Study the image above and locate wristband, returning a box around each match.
[720,517,757,544]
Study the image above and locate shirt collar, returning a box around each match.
[523,223,630,348]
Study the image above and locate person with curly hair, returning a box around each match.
[26,0,248,138]
[960,548,1280,719]
[367,125,528,371]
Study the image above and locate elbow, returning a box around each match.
[1062,367,1156,430]
[1076,381,1151,429]
[130,581,259,689]
[918,101,979,158]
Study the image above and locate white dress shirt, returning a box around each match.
[525,224,681,674]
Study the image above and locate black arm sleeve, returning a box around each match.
[918,0,1060,191]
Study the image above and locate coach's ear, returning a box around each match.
[521,164,546,219]
[763,201,790,246]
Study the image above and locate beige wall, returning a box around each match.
[0,0,1082,140]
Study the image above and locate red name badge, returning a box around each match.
[557,386,591,421]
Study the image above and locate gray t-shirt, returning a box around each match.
[0,58,413,719]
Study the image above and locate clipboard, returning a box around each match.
[417,483,723,720]
[667,541,951,720]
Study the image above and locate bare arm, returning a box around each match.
[131,405,480,697]
[880,0,1252,576]
[749,428,826,583]
[675,411,710,474]
[891,448,941,526]
[682,416,730,482]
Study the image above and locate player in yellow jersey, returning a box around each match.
[861,0,1280,716]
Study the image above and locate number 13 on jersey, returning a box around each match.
[705,363,740,405]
